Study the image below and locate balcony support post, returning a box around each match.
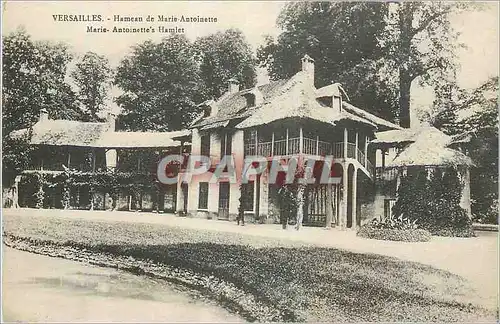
[354,131,358,160]
[286,128,289,155]
[364,135,368,167]
[254,129,258,156]
[271,132,275,156]
[299,127,304,154]
[316,136,319,155]
[343,128,348,159]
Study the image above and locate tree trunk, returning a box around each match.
[399,70,412,128]
[325,184,333,228]
[295,184,306,231]
[397,3,414,129]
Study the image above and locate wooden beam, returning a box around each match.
[354,131,358,160]
[286,128,289,155]
[364,135,368,167]
[299,127,304,154]
[343,128,348,159]
[271,131,275,156]
[316,135,319,155]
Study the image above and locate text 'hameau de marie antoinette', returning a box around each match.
[52,13,218,34]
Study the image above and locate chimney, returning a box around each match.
[39,108,49,122]
[106,111,117,132]
[228,78,240,94]
[301,54,315,82]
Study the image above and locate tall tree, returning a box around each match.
[195,29,257,99]
[70,52,113,122]
[387,2,478,128]
[427,75,498,224]
[2,28,80,185]
[2,28,80,135]
[460,77,498,224]
[114,34,205,131]
[257,2,398,121]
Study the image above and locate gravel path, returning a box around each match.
[2,246,244,323]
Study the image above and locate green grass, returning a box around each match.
[3,214,495,322]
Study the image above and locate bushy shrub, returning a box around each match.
[369,215,418,230]
[358,220,432,242]
[392,167,475,237]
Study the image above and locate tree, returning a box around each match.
[257,2,398,121]
[461,77,498,224]
[71,52,113,122]
[114,34,205,131]
[195,29,257,100]
[258,2,482,126]
[386,2,479,127]
[2,28,81,185]
[2,28,81,135]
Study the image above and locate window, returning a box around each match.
[200,134,210,157]
[241,181,255,211]
[220,133,233,158]
[198,182,209,210]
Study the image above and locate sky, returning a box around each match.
[3,1,499,124]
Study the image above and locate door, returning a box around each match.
[218,182,230,220]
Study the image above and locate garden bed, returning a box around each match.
[357,226,432,242]
[2,214,495,322]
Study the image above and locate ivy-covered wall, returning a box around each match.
[18,171,177,212]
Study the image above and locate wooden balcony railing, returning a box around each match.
[243,138,374,177]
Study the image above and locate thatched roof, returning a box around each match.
[372,125,448,145]
[9,119,190,149]
[235,72,377,129]
[382,126,474,167]
[10,120,110,147]
[191,79,288,128]
[450,130,476,144]
[95,130,190,148]
[342,102,402,131]
[192,70,401,131]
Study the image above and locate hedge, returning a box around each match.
[357,226,432,242]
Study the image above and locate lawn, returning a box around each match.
[3,214,495,322]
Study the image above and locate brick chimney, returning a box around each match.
[228,78,240,94]
[39,108,49,122]
[301,54,315,82]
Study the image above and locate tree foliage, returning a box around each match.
[70,51,113,122]
[2,28,81,135]
[392,167,474,236]
[2,28,81,185]
[386,2,480,127]
[257,2,397,121]
[258,2,481,126]
[461,77,498,224]
[114,34,205,131]
[195,29,257,100]
[424,76,498,224]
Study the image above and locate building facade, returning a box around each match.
[7,55,473,229]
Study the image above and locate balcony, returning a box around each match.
[244,137,374,176]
